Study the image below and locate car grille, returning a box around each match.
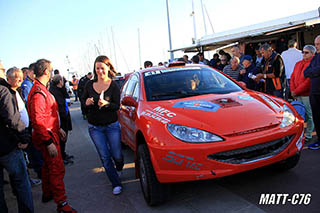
[207,135,294,164]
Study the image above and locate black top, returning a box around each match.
[49,85,72,131]
[82,80,120,126]
[261,51,284,94]
[78,76,91,97]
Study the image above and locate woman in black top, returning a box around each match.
[82,55,123,195]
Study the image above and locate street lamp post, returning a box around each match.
[166,0,174,61]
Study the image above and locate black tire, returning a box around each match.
[273,153,300,171]
[138,144,169,206]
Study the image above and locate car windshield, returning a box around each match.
[143,66,242,101]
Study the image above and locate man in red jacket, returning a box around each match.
[291,45,316,143]
[27,59,77,213]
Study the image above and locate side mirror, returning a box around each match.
[121,96,137,107]
[238,81,247,88]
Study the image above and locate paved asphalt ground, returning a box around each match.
[4,101,320,213]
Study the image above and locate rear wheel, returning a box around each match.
[273,153,300,171]
[138,144,169,206]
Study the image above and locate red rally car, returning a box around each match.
[119,63,304,206]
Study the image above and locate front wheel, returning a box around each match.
[138,144,169,206]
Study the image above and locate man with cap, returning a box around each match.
[237,55,260,90]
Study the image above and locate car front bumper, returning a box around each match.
[148,122,304,183]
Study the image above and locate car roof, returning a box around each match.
[139,64,208,75]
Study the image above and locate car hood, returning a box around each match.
[142,91,284,136]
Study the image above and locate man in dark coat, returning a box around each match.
[0,62,34,212]
[78,72,92,119]
[49,75,73,164]
[256,43,285,98]
[304,35,320,150]
[237,55,261,90]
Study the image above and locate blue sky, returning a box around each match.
[0,0,319,78]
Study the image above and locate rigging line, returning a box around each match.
[106,27,113,62]
[204,4,214,33]
[114,37,131,73]
[111,27,118,71]
[94,43,101,56]
[99,32,106,54]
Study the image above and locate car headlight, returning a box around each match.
[280,104,295,128]
[167,124,223,143]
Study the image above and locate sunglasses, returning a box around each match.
[302,51,311,54]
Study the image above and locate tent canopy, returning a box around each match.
[170,8,320,53]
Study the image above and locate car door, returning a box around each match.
[119,74,140,149]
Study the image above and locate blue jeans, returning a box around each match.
[297,96,314,139]
[25,142,43,179]
[0,149,34,213]
[88,121,123,188]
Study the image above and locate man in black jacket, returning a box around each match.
[304,35,320,150]
[256,44,285,98]
[0,62,34,212]
[49,75,74,164]
[78,72,92,120]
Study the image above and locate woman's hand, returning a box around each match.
[86,97,94,106]
[98,98,110,109]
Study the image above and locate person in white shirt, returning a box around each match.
[281,39,303,100]
[6,68,28,126]
[6,67,42,186]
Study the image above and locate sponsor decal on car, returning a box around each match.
[296,129,304,151]
[173,100,220,112]
[162,151,202,171]
[141,106,176,124]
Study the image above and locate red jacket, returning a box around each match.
[290,58,312,96]
[27,79,60,149]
